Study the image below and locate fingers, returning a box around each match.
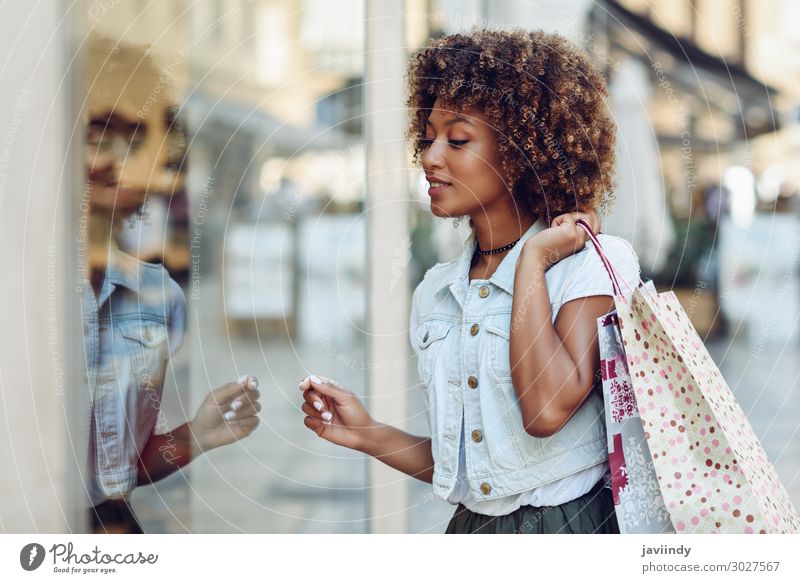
[215,375,261,422]
[559,211,601,234]
[573,217,589,250]
[214,375,260,404]
[298,374,351,406]
[209,415,260,445]
[301,402,333,425]
[225,416,260,440]
[302,388,330,414]
[551,213,577,233]
[585,209,601,234]
[227,398,262,419]
[553,212,595,241]
[552,211,601,234]
[303,415,325,437]
[218,387,260,416]
[552,214,580,238]
[301,401,332,424]
[574,212,600,235]
[550,213,589,254]
[222,393,261,423]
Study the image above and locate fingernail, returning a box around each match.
[321,411,332,421]
[248,376,259,389]
[313,401,324,411]
[237,374,248,384]
[230,400,243,411]
[309,374,322,384]
[224,411,237,421]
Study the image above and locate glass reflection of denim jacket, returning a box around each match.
[410,220,640,503]
[82,247,186,506]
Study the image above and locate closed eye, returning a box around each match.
[419,138,468,149]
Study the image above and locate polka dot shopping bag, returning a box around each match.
[598,308,674,533]
[579,220,800,534]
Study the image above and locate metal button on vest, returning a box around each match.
[470,323,479,336]
[471,430,483,443]
[480,482,492,495]
[478,286,489,298]
[467,376,478,389]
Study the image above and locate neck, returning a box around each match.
[470,212,535,254]
[85,213,121,281]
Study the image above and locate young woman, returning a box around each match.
[299,29,640,533]
[83,36,261,533]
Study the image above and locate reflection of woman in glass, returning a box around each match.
[300,29,640,533]
[83,36,261,533]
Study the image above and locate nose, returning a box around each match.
[421,138,445,171]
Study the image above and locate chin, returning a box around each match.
[89,189,145,214]
[429,201,465,220]
[429,203,446,218]
[89,200,144,219]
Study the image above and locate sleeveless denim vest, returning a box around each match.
[83,248,186,504]
[411,221,624,502]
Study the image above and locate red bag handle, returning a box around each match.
[575,219,636,297]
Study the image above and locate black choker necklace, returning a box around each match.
[475,237,521,256]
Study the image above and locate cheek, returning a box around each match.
[459,148,506,195]
[117,153,155,181]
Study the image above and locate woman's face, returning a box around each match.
[421,98,514,220]
[85,105,169,219]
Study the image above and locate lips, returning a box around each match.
[426,176,451,197]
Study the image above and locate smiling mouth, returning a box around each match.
[427,181,451,196]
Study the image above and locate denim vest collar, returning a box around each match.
[434,219,548,300]
[95,245,166,307]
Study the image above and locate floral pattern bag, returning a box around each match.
[580,220,800,534]
[597,309,674,533]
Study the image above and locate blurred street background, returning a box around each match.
[2,0,799,532]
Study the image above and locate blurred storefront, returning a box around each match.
[589,0,800,345]
[3,0,799,533]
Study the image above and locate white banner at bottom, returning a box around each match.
[1,534,799,582]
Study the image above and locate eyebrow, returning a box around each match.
[425,115,476,128]
[89,115,145,133]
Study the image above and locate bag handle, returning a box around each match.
[575,219,636,296]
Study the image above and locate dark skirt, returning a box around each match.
[446,480,620,534]
[90,498,144,534]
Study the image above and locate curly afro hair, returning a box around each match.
[406,28,616,222]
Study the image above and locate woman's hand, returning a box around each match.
[522,209,601,269]
[300,374,376,452]
[190,375,261,453]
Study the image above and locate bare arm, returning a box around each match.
[300,375,434,483]
[137,378,261,485]
[509,213,613,437]
[358,424,434,483]
[136,423,193,485]
[510,249,613,437]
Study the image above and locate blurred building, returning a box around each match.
[589,0,800,343]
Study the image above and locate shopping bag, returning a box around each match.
[617,281,800,533]
[597,310,674,533]
[579,220,800,534]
